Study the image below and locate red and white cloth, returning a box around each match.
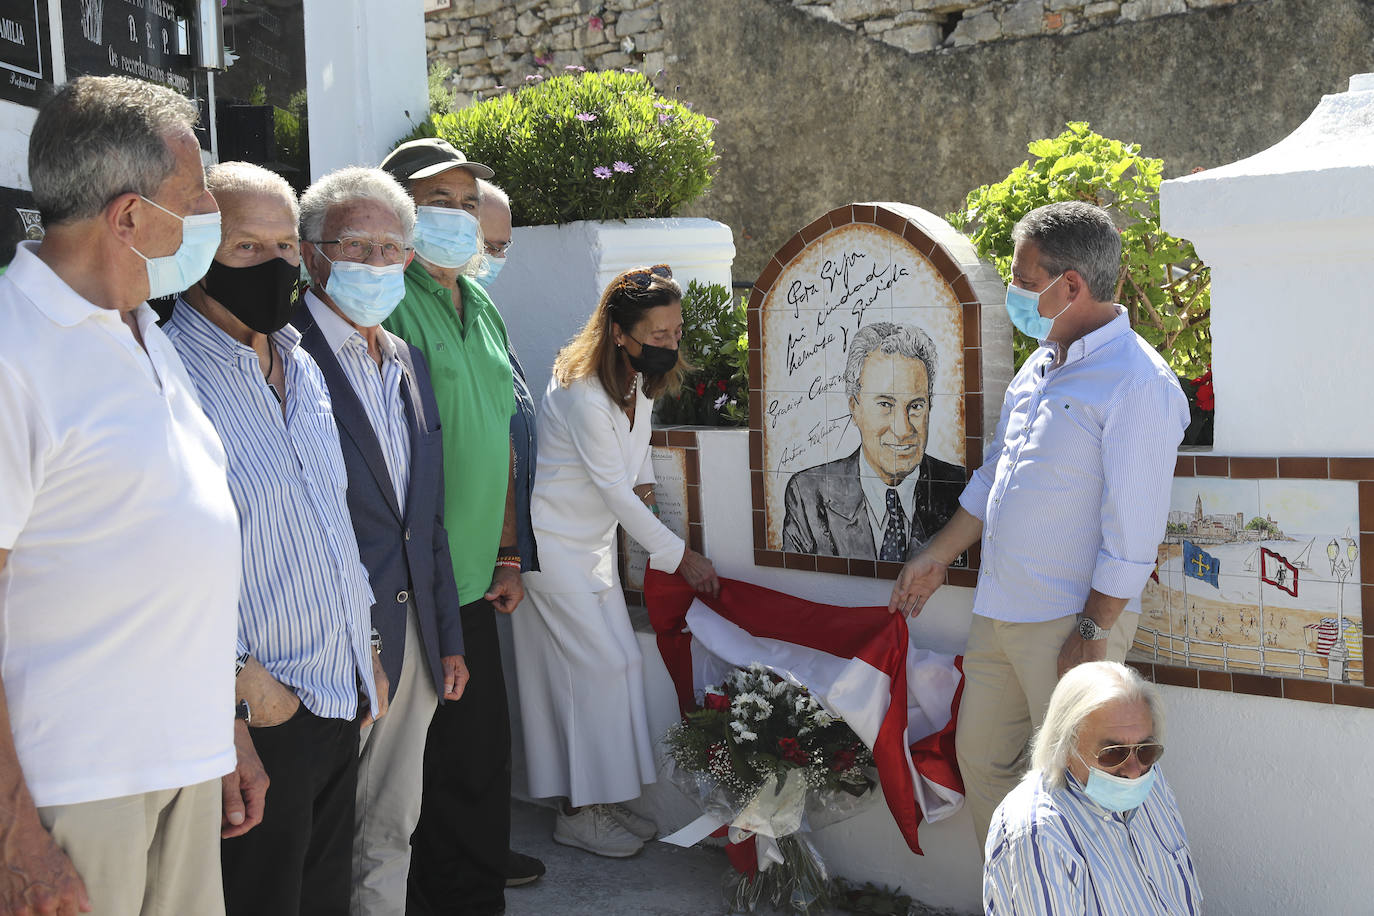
[645,570,965,854]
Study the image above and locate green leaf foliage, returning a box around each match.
[400,69,718,226]
[949,122,1211,376]
[655,281,750,427]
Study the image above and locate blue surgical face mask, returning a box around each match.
[318,253,407,327]
[474,254,505,287]
[1079,758,1157,813]
[130,196,222,300]
[1005,272,1069,340]
[413,206,480,269]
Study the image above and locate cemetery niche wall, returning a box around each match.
[748,202,1008,580]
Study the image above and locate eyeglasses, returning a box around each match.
[314,237,412,265]
[485,240,513,257]
[615,264,672,291]
[1092,742,1165,769]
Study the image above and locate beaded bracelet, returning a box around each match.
[496,558,522,570]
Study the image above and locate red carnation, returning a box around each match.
[1190,367,1214,412]
[777,737,809,764]
[695,381,707,396]
[703,691,729,712]
[717,379,728,391]
[831,747,858,771]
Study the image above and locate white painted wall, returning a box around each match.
[302,0,428,179]
[1161,73,1374,456]
[486,217,736,405]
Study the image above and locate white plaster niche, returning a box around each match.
[1161,74,1374,457]
[487,218,735,406]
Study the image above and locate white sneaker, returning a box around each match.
[553,806,644,858]
[605,802,658,840]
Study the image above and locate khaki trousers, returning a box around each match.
[38,777,223,916]
[955,611,1138,852]
[351,604,439,916]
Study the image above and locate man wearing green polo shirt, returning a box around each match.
[380,138,535,916]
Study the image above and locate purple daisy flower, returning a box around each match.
[524,74,544,83]
[612,160,634,173]
[575,112,597,122]
[593,166,613,180]
[565,65,587,73]
[707,117,720,125]
[658,113,672,124]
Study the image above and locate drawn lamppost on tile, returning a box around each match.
[1323,536,1359,684]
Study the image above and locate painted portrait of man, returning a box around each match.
[781,322,966,561]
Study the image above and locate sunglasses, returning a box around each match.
[615,264,672,291]
[1091,742,1164,769]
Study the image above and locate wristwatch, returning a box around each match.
[234,700,252,724]
[1077,615,1110,641]
[370,627,383,656]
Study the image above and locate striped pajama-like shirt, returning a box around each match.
[167,302,378,720]
[961,308,1190,622]
[984,767,1202,915]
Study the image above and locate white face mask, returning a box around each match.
[130,196,222,300]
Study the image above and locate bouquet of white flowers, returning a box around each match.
[663,663,877,913]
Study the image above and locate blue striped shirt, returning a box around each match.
[304,293,411,508]
[961,309,1188,622]
[167,302,378,720]
[984,767,1202,915]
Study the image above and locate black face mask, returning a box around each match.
[626,335,679,376]
[200,257,300,334]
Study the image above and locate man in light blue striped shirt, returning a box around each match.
[984,661,1202,915]
[165,162,385,916]
[890,202,1189,846]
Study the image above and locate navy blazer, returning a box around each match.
[294,302,464,701]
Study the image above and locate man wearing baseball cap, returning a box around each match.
[379,138,541,916]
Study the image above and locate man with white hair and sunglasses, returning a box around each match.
[983,661,1202,915]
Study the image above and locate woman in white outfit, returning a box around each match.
[513,265,720,858]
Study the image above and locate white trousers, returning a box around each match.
[512,584,657,807]
[351,605,439,916]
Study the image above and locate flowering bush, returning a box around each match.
[402,69,718,225]
[664,663,874,801]
[655,280,748,426]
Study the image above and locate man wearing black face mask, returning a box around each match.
[167,161,388,915]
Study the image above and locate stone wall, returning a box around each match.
[426,0,1374,278]
[427,0,1246,96]
[425,0,668,106]
[789,0,1242,54]
[668,0,1374,277]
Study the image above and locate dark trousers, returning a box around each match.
[222,703,360,916]
[408,597,512,916]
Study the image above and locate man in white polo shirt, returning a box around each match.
[0,76,243,915]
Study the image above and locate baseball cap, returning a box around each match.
[380,138,494,182]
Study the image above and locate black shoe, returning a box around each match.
[505,850,546,888]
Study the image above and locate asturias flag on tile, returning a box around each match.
[1182,540,1221,587]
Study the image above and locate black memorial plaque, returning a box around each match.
[0,0,53,107]
[61,0,210,148]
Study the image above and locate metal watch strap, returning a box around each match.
[1077,615,1110,640]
